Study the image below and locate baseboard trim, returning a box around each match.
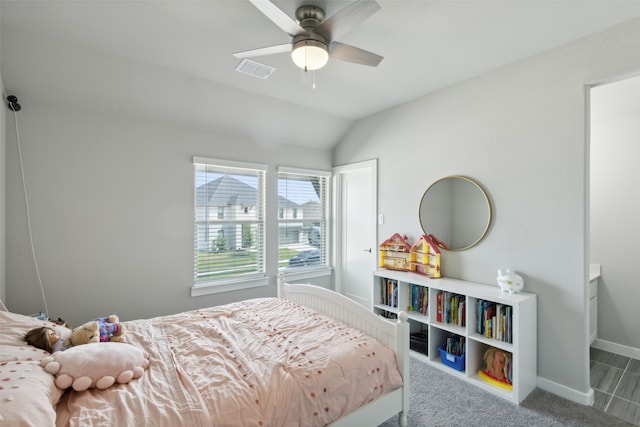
[537,376,594,406]
[535,340,639,407]
[591,338,640,359]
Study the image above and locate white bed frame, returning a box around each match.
[277,273,409,427]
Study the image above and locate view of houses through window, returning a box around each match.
[278,168,329,270]
[194,159,266,284]
[194,159,329,286]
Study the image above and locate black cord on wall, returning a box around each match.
[5,94,51,318]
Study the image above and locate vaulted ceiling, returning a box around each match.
[2,1,640,149]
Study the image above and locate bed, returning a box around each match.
[0,274,409,426]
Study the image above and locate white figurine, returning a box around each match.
[497,269,523,294]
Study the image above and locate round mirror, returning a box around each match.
[419,176,491,251]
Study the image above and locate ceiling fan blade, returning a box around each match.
[315,0,381,41]
[249,0,306,36]
[233,43,291,59]
[329,41,383,67]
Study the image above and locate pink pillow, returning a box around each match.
[0,360,63,427]
[40,342,149,391]
[0,311,72,362]
[0,310,71,426]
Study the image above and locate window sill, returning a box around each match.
[280,266,332,282]
[191,276,269,297]
[191,268,332,297]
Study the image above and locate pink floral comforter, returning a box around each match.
[55,297,403,427]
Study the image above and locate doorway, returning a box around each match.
[589,75,640,358]
[587,74,640,423]
[333,159,377,308]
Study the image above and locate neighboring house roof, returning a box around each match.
[196,175,298,208]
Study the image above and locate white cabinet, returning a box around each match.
[373,269,537,404]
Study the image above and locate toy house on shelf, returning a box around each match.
[379,233,412,271]
[410,234,441,278]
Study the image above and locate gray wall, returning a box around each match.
[1,2,6,304]
[4,102,332,325]
[1,81,5,305]
[333,18,640,401]
[590,77,640,351]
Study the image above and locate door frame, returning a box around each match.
[332,159,378,295]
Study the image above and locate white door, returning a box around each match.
[333,159,377,309]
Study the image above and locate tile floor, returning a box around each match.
[590,347,640,426]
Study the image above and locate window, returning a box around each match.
[278,167,330,271]
[194,157,266,286]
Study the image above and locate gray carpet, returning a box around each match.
[378,357,634,427]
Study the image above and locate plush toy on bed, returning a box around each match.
[65,315,126,347]
[40,342,149,391]
[25,314,126,353]
[32,315,147,392]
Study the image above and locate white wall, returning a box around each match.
[334,18,640,402]
[590,76,640,350]
[1,1,6,303]
[1,78,5,304]
[4,101,332,326]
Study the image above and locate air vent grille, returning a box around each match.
[235,59,276,79]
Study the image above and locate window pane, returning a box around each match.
[194,161,265,284]
[278,169,329,271]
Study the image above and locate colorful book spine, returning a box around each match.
[445,335,465,357]
[476,300,513,343]
[407,284,428,314]
[440,292,465,326]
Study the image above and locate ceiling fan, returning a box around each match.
[233,0,383,72]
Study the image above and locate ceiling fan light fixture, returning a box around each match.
[291,39,328,71]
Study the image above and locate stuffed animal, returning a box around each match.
[65,315,126,347]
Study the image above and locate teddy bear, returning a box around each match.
[65,315,126,347]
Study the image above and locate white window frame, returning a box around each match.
[277,166,331,278]
[191,157,268,296]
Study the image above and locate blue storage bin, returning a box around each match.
[439,344,465,371]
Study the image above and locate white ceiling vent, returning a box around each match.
[235,58,276,79]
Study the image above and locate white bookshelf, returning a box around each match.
[373,269,536,404]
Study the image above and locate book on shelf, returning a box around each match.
[407,284,428,314]
[445,335,465,357]
[437,291,465,326]
[477,300,512,343]
[380,278,399,308]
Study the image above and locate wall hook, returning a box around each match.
[7,95,21,112]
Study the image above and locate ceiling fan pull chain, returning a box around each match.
[304,41,309,73]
